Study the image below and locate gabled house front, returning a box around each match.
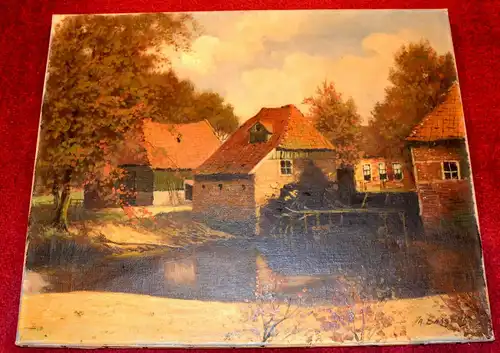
[406,82,476,232]
[192,104,337,233]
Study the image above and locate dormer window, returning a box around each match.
[249,122,271,143]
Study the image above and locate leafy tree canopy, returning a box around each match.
[146,71,239,141]
[38,14,198,228]
[368,40,457,157]
[303,80,362,167]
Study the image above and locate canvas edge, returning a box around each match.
[444,9,495,341]
[14,8,495,347]
[15,13,59,347]
[46,8,455,17]
[14,335,495,349]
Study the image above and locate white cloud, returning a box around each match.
[165,11,310,77]
[164,10,455,124]
[223,28,448,122]
[170,35,220,75]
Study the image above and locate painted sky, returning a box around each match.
[52,10,456,124]
[164,9,455,124]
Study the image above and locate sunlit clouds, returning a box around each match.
[165,10,455,124]
[53,10,455,124]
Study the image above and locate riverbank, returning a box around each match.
[17,291,489,348]
[26,207,234,269]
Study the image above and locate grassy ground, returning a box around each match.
[31,190,84,206]
[26,204,233,269]
[17,291,484,348]
[75,207,232,253]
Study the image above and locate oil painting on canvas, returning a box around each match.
[17,9,493,348]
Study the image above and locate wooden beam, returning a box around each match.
[285,207,403,215]
[361,193,368,208]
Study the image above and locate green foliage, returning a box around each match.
[26,224,109,268]
[153,170,190,191]
[147,72,239,141]
[35,14,199,227]
[38,14,196,186]
[303,80,362,167]
[195,92,239,141]
[368,40,457,157]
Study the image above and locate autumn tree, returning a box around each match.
[37,14,197,230]
[193,92,239,141]
[147,72,239,141]
[303,80,362,167]
[369,40,457,157]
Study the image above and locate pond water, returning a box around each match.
[38,224,485,305]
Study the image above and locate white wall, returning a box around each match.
[153,190,187,206]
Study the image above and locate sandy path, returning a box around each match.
[17,291,478,348]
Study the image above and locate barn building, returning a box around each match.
[84,119,221,208]
[406,82,476,232]
[192,104,337,233]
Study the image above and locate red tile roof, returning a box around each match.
[406,83,466,142]
[117,119,221,170]
[196,105,334,175]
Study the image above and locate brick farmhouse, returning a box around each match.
[192,104,337,230]
[83,82,475,238]
[192,85,476,236]
[406,82,476,231]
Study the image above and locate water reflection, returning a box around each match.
[40,231,485,304]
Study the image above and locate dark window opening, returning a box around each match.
[218,183,223,190]
[363,164,371,181]
[185,184,193,201]
[280,160,293,175]
[443,161,459,180]
[379,162,387,181]
[249,123,271,143]
[392,162,403,180]
[124,170,137,190]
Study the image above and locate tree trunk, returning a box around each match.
[52,180,61,210]
[53,169,72,231]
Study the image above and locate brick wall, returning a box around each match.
[192,177,256,222]
[411,142,475,230]
[418,181,475,228]
[254,158,293,207]
[411,143,470,182]
[253,151,337,207]
[192,151,337,234]
[152,190,186,206]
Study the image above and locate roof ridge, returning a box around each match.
[409,84,451,134]
[202,119,220,141]
[275,105,293,148]
[196,105,334,175]
[406,82,464,142]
